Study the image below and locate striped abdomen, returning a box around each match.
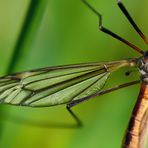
[123,83,148,148]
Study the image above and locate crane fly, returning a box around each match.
[0,0,148,147]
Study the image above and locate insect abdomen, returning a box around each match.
[123,83,148,148]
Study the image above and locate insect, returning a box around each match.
[0,0,148,147]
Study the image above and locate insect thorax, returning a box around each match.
[138,51,148,82]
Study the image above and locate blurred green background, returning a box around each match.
[0,0,147,148]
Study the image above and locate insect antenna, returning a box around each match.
[117,0,148,44]
[82,0,144,55]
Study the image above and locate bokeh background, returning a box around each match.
[0,0,147,148]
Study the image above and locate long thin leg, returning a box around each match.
[66,105,82,127]
[66,80,139,125]
[117,0,148,44]
[82,0,144,55]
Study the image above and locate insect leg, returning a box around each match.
[67,80,139,112]
[82,0,144,54]
[117,0,148,44]
[66,105,82,127]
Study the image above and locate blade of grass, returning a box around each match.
[0,0,47,144]
[7,0,48,74]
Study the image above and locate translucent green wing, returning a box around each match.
[0,59,135,107]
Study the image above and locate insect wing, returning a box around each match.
[0,60,135,107]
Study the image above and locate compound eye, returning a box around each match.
[144,51,148,58]
[144,51,148,62]
[143,51,148,63]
